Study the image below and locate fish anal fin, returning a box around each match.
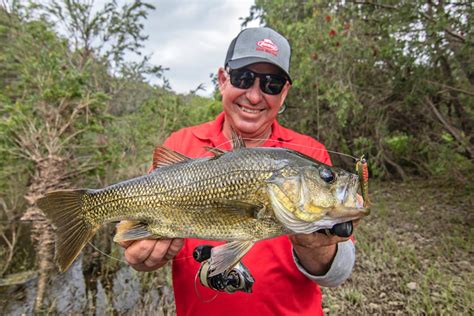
[113,220,154,242]
[153,146,191,169]
[208,240,254,277]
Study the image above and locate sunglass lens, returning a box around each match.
[261,75,286,95]
[230,70,255,89]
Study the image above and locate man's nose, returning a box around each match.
[245,78,263,105]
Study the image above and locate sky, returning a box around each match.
[129,0,260,96]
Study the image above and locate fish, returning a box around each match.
[37,135,369,275]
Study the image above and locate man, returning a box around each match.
[120,27,356,315]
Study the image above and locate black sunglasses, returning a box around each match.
[228,68,288,95]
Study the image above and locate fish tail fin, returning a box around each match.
[37,189,98,272]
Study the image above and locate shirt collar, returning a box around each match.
[191,111,294,148]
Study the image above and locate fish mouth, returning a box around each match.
[267,183,369,234]
[336,183,349,204]
[328,206,370,220]
[331,174,369,219]
[336,174,360,204]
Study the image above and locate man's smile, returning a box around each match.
[237,104,265,114]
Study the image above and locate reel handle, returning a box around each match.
[318,221,353,238]
[193,245,213,262]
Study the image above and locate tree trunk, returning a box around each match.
[21,155,69,313]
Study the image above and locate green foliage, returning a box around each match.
[384,134,412,157]
[0,2,220,313]
[103,90,219,181]
[0,0,219,191]
[251,0,473,178]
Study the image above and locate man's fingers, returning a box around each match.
[143,239,172,268]
[122,239,184,271]
[124,239,158,266]
[118,240,133,248]
[164,238,184,261]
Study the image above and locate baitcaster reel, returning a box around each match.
[193,244,254,294]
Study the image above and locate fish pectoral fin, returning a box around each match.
[217,199,263,218]
[152,146,191,169]
[208,241,254,277]
[113,221,154,242]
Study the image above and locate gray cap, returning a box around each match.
[224,27,292,83]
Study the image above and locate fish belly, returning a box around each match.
[144,207,286,241]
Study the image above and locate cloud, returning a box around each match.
[141,0,260,96]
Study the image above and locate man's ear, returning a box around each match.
[280,82,291,102]
[217,67,228,93]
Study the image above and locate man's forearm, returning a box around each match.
[293,240,356,287]
[293,243,337,275]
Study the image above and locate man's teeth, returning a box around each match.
[239,105,261,113]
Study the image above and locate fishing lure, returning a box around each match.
[356,155,371,208]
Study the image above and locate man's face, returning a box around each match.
[218,63,290,139]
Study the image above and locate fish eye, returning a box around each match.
[319,167,335,183]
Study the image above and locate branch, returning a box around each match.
[425,80,474,96]
[383,153,407,180]
[350,1,398,10]
[420,12,466,43]
[59,128,86,147]
[425,97,473,159]
[57,99,90,138]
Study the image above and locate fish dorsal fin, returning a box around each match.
[231,128,246,149]
[153,146,191,168]
[204,146,227,157]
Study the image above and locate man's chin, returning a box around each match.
[233,122,266,139]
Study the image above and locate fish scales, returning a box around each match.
[83,149,278,229]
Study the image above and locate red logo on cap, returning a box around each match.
[256,39,279,56]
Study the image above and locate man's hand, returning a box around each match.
[118,238,184,272]
[289,219,360,276]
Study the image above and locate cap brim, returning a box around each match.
[227,57,292,83]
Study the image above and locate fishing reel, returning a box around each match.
[193,245,254,294]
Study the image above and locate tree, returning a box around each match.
[0,1,157,312]
[247,0,473,179]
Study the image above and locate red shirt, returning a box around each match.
[163,112,332,316]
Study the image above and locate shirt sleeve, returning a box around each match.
[292,240,355,287]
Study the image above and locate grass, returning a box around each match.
[322,178,473,315]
